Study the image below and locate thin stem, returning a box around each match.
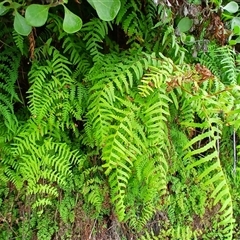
[233,129,237,175]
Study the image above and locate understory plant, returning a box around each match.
[0,0,240,239]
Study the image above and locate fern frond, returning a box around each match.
[102,109,141,220]
[28,48,86,130]
[199,44,238,85]
[126,152,167,231]
[0,48,21,131]
[171,225,196,240]
[161,26,186,63]
[82,18,110,63]
[184,124,233,237]
[62,34,91,77]
[12,30,25,55]
[11,122,81,206]
[115,0,155,44]
[115,0,139,25]
[80,166,108,216]
[86,51,172,223]
[86,81,115,146]
[216,47,238,85]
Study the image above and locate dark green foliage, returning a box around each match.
[0,47,21,131]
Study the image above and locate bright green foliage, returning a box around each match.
[0,0,240,239]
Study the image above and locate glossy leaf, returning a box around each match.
[223,1,239,13]
[231,17,240,30]
[14,11,32,36]
[25,4,49,27]
[233,25,240,35]
[63,6,82,33]
[87,0,120,21]
[0,2,8,16]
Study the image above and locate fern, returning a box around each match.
[82,18,111,63]
[102,103,142,220]
[181,95,234,237]
[28,48,86,130]
[11,120,81,207]
[61,33,91,78]
[0,1,239,239]
[12,30,25,55]
[115,0,156,45]
[0,48,21,131]
[199,44,239,85]
[79,166,108,217]
[126,152,167,231]
[85,51,172,225]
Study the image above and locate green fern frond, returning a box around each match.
[199,44,238,85]
[86,51,172,223]
[10,122,82,205]
[80,166,107,215]
[102,110,141,220]
[123,12,140,38]
[62,34,91,77]
[184,124,233,237]
[161,26,186,63]
[0,48,21,131]
[145,0,157,27]
[115,0,156,45]
[126,152,168,231]
[86,81,115,146]
[138,62,174,97]
[226,89,240,130]
[12,30,25,55]
[32,198,53,209]
[171,225,196,240]
[82,18,110,63]
[28,48,85,129]
[115,0,140,25]
[217,47,238,85]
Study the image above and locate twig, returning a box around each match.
[88,219,97,240]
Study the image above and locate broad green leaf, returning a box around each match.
[87,0,121,21]
[184,35,195,45]
[14,11,32,36]
[177,17,193,33]
[229,37,240,45]
[233,25,240,35]
[25,4,49,27]
[228,40,237,46]
[63,6,82,33]
[223,1,239,13]
[231,17,240,30]
[235,36,240,43]
[0,2,8,16]
[87,0,95,8]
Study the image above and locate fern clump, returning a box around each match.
[0,0,240,239]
